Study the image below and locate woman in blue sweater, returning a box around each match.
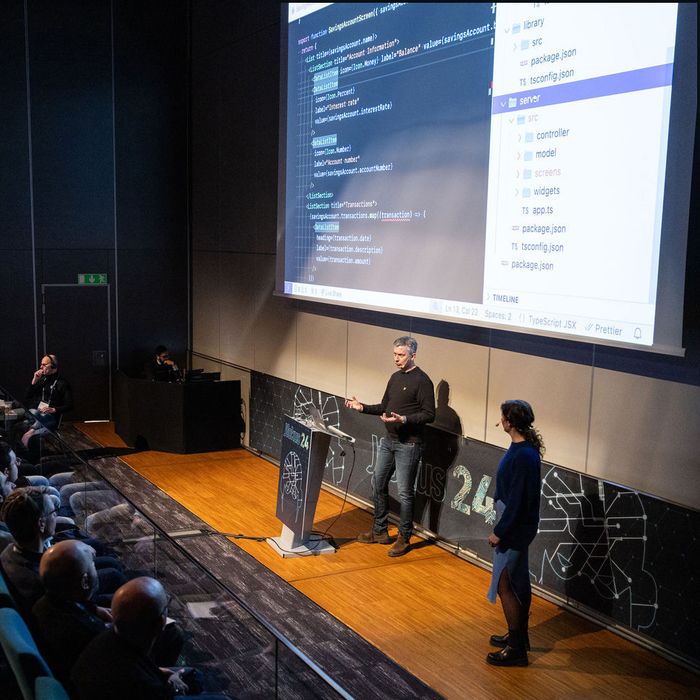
[486,399,544,667]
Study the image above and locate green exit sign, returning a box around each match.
[78,273,108,285]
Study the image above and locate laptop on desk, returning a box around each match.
[308,405,327,431]
[185,369,221,382]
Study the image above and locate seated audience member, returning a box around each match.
[32,540,184,688]
[0,487,125,614]
[20,354,73,462]
[0,487,59,613]
[0,440,41,478]
[0,471,71,531]
[145,345,181,382]
[1,448,76,534]
[2,441,66,502]
[0,471,15,502]
[72,576,232,700]
[32,539,112,684]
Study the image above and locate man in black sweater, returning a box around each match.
[345,336,435,557]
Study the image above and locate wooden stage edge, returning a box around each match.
[75,422,699,700]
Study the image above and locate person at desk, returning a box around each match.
[145,346,181,383]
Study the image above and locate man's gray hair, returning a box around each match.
[393,336,417,354]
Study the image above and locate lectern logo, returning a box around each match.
[281,450,304,522]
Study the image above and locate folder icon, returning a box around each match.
[525,132,534,142]
[508,97,517,108]
[521,39,530,50]
[517,116,525,125]
[512,24,521,34]
[522,188,531,198]
[523,169,532,179]
[524,151,533,161]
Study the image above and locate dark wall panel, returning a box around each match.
[112,1,188,370]
[37,249,114,288]
[0,3,36,392]
[28,0,114,250]
[0,252,39,400]
[0,2,31,253]
[116,249,187,372]
[190,0,279,57]
[113,1,188,251]
[191,2,279,257]
[0,0,189,415]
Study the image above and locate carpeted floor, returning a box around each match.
[54,425,443,699]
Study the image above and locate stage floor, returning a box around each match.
[75,422,698,699]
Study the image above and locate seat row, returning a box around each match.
[0,571,71,700]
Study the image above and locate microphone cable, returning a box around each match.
[307,439,358,553]
[201,438,358,557]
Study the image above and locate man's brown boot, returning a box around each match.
[387,533,410,557]
[357,530,392,544]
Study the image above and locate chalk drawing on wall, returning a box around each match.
[537,467,659,629]
[293,387,347,486]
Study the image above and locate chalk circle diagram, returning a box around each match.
[293,387,346,486]
[281,449,304,523]
[537,466,658,630]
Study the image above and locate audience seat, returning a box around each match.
[36,415,66,463]
[35,677,70,700]
[0,607,53,700]
[0,570,17,609]
[0,531,13,556]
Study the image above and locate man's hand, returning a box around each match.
[345,396,363,412]
[163,668,189,695]
[32,368,45,384]
[381,412,405,424]
[488,533,500,548]
[38,405,56,414]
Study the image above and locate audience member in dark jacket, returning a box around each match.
[72,576,231,700]
[33,540,184,688]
